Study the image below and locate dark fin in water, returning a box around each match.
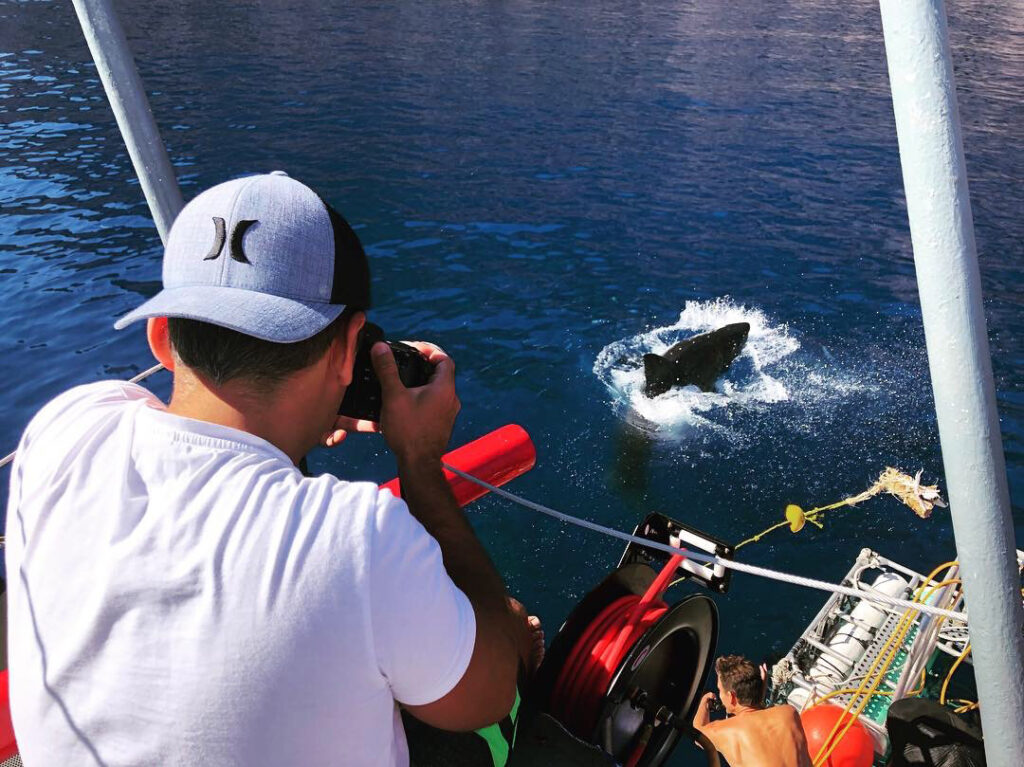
[643,353,676,397]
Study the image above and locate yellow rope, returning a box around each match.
[951,697,979,713]
[736,468,946,550]
[812,687,894,706]
[812,609,911,762]
[807,667,927,709]
[735,520,791,549]
[812,609,917,764]
[939,643,971,706]
[736,510,824,549]
[810,566,958,766]
[814,574,960,764]
[812,574,959,765]
[812,603,916,765]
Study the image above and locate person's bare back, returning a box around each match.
[700,705,812,767]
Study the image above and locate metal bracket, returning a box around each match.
[617,513,734,594]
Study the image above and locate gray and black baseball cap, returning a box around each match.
[114,171,371,342]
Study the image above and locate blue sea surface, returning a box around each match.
[1,1,1021,762]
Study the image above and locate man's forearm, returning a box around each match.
[693,702,711,730]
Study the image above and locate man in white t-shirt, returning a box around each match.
[5,172,536,766]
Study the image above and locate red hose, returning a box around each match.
[549,554,685,766]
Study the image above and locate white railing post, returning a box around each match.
[71,0,183,242]
[878,0,1024,761]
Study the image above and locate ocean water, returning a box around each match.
[1,1,1021,763]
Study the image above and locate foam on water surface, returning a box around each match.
[594,298,865,439]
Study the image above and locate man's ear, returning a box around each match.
[146,317,175,371]
[727,690,739,708]
[332,311,365,387]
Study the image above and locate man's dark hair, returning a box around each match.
[715,655,762,707]
[167,308,359,389]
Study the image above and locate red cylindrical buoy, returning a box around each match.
[0,670,17,761]
[380,424,536,507]
[801,704,874,767]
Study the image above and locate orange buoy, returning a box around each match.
[800,704,874,767]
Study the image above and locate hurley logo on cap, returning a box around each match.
[113,171,372,343]
[204,217,257,264]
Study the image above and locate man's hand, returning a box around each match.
[320,341,458,451]
[693,691,716,730]
[320,414,378,448]
[372,341,460,466]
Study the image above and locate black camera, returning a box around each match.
[337,322,434,422]
[706,693,724,716]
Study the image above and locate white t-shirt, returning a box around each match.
[4,381,476,766]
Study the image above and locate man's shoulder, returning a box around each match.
[297,472,389,515]
[277,473,414,541]
[243,475,428,591]
[16,380,155,464]
[697,714,740,750]
[766,703,802,722]
[706,706,794,734]
[51,378,153,407]
[25,379,154,433]
[701,715,735,734]
[321,478,419,540]
[738,705,800,725]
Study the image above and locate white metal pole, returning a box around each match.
[71,0,183,243]
[878,0,1024,761]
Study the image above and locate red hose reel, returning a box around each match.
[529,513,729,767]
[551,555,686,766]
[550,554,684,743]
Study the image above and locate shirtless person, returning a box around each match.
[693,655,812,767]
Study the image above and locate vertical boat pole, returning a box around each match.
[71,0,183,242]
[878,0,1024,760]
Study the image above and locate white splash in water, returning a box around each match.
[594,298,801,435]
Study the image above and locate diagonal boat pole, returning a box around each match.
[71,0,183,243]
[1,2,175,472]
[878,0,1024,762]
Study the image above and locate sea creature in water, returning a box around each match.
[642,322,751,397]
